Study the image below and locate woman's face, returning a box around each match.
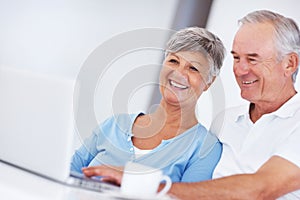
[159,51,211,107]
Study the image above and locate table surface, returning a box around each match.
[0,161,125,200]
[0,161,175,200]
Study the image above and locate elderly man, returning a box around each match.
[169,10,300,200]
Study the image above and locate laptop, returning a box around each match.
[0,67,119,193]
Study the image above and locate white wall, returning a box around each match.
[1,0,299,138]
[0,0,178,77]
[196,0,300,128]
[0,0,180,141]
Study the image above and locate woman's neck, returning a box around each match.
[152,100,198,131]
[132,100,198,149]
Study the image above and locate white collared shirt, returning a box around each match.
[211,93,300,199]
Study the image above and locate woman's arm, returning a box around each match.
[70,132,99,173]
[82,165,123,186]
[180,141,222,182]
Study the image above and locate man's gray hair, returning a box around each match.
[239,10,300,83]
[165,27,226,84]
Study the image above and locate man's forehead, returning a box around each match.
[231,50,260,57]
[234,23,275,45]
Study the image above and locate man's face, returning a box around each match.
[231,22,290,104]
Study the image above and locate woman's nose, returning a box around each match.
[175,62,189,76]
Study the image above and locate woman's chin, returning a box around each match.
[164,97,188,107]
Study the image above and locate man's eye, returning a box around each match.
[233,56,240,62]
[248,58,258,65]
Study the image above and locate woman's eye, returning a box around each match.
[190,66,199,72]
[169,59,179,64]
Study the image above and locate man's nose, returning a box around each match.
[234,60,250,76]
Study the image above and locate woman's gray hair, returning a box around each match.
[239,10,300,83]
[165,27,226,84]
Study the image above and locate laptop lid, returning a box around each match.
[0,67,77,182]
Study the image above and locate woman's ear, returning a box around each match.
[204,76,216,91]
[284,52,299,78]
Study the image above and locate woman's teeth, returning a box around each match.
[170,80,188,89]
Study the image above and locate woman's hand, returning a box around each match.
[82,165,124,186]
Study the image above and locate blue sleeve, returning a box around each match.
[180,141,222,182]
[70,128,100,173]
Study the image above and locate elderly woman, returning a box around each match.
[71,27,226,184]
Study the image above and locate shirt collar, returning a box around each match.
[235,92,300,121]
[234,104,249,122]
[273,92,300,118]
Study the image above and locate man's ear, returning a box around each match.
[284,52,299,78]
[204,76,216,91]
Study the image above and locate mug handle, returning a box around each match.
[157,175,172,197]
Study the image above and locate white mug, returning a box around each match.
[120,162,172,198]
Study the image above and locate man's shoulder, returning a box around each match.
[225,104,249,114]
[210,104,248,136]
[215,104,248,123]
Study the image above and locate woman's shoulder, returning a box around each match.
[93,113,142,135]
[169,123,217,148]
[193,123,221,158]
[97,113,139,126]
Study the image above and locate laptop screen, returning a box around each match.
[0,67,77,182]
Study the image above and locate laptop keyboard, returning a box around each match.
[67,173,120,193]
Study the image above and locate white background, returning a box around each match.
[0,0,299,137]
[0,0,180,140]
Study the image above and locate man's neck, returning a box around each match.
[249,91,297,123]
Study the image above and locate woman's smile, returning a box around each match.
[169,79,189,90]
